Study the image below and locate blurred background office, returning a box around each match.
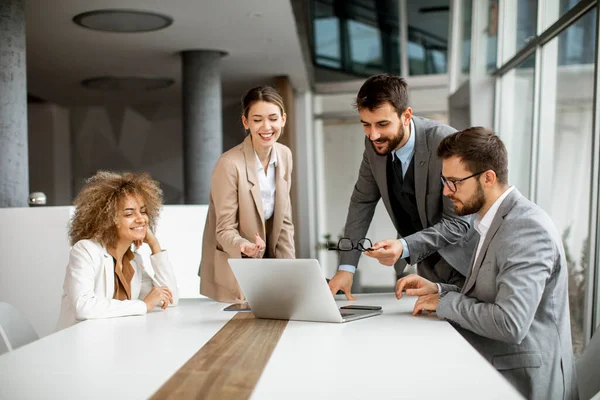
[0,0,598,357]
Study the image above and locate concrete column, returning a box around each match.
[0,0,28,207]
[181,50,225,204]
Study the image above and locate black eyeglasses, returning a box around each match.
[440,171,486,193]
[334,237,373,252]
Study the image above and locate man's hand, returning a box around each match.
[395,274,437,299]
[364,239,403,266]
[412,293,440,316]
[328,271,357,300]
[240,233,266,258]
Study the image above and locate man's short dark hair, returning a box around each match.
[354,74,409,117]
[437,127,509,185]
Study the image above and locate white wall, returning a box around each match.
[0,205,208,338]
[0,207,72,339]
[136,205,208,301]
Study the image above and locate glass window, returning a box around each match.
[558,9,596,66]
[471,0,499,74]
[311,0,401,80]
[543,0,585,31]
[461,0,472,73]
[501,0,538,64]
[348,20,383,75]
[408,41,426,74]
[458,0,473,85]
[314,1,341,69]
[536,9,597,356]
[406,1,450,75]
[498,53,536,197]
[486,0,499,72]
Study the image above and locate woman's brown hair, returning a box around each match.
[241,85,286,118]
[69,171,163,247]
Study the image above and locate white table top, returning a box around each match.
[0,294,523,400]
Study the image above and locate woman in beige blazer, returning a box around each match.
[199,86,296,303]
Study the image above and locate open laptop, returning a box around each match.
[228,259,382,323]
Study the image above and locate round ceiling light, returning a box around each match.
[73,9,173,33]
[81,76,174,91]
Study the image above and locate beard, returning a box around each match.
[370,125,405,155]
[450,181,485,216]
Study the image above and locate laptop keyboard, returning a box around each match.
[341,312,355,317]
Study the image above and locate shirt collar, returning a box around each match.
[392,119,415,164]
[474,186,515,236]
[254,147,278,171]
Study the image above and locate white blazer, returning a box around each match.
[56,239,179,331]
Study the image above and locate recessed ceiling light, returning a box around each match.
[81,76,174,91]
[73,9,173,33]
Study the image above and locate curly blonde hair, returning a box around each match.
[69,171,163,247]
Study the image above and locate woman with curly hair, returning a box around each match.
[56,171,179,331]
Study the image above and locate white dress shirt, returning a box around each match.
[436,186,515,294]
[471,186,515,267]
[254,148,277,221]
[391,119,416,180]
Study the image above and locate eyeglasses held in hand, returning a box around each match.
[335,237,373,252]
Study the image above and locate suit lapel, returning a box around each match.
[270,144,288,255]
[130,256,141,297]
[412,118,429,229]
[243,135,266,226]
[102,250,115,298]
[460,245,479,292]
[461,189,521,294]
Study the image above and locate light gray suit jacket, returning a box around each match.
[340,116,477,277]
[437,189,577,400]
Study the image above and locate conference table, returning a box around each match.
[0,294,523,400]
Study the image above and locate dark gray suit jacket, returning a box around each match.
[340,116,477,277]
[438,189,577,400]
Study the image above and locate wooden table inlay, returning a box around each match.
[151,312,288,400]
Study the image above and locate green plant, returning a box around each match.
[315,233,340,251]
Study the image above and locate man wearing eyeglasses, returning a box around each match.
[388,127,576,400]
[328,74,478,300]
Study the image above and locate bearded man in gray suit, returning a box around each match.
[328,74,477,300]
[376,127,577,399]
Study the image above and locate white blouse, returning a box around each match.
[254,148,277,220]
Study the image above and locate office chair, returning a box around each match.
[577,327,600,400]
[0,302,39,355]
